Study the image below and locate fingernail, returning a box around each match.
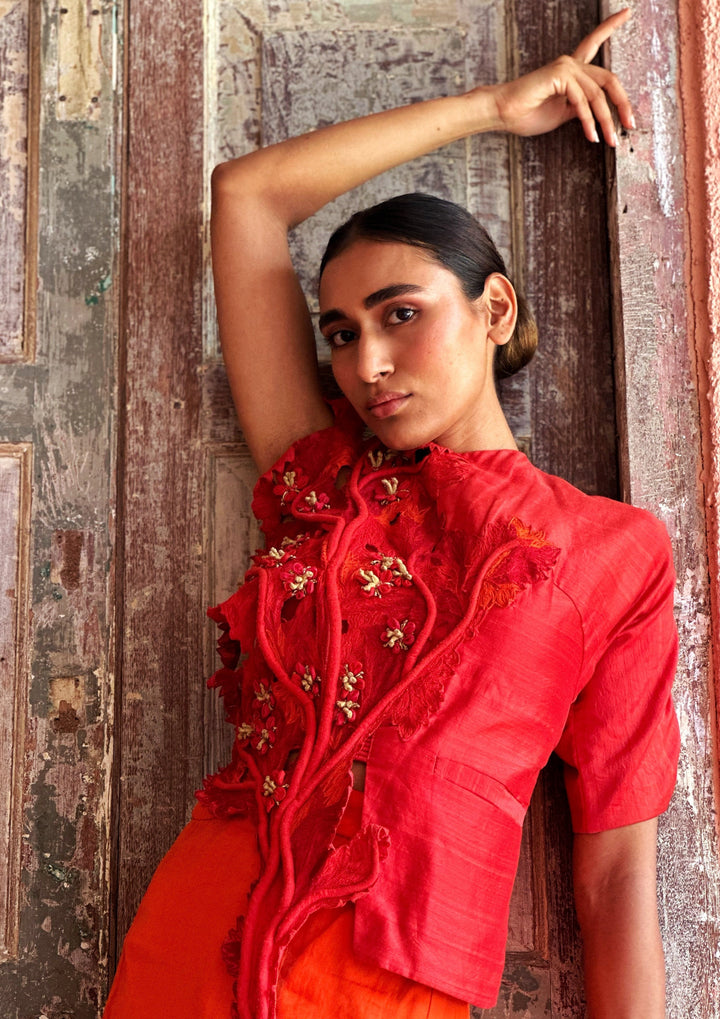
[592,128,600,143]
[630,114,637,129]
[612,131,619,147]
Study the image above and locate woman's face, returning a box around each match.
[319,239,505,452]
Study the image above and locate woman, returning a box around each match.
[105,9,679,1018]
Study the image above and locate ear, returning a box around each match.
[480,273,517,347]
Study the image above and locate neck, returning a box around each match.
[441,387,518,453]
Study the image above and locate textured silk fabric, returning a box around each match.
[104,794,468,1019]
[160,400,679,1017]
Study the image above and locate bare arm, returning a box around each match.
[574,818,666,1018]
[211,10,635,473]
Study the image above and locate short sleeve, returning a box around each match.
[555,516,680,834]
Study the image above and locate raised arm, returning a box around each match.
[211,9,634,473]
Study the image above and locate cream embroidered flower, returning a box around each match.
[280,562,318,598]
[381,617,416,653]
[299,490,331,512]
[291,662,321,697]
[262,770,289,810]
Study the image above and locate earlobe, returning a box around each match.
[482,274,518,348]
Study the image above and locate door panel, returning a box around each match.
[196,2,609,1015]
[119,0,615,1013]
[0,1,121,1014]
[0,1,714,1016]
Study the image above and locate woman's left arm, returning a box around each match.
[573,818,665,1018]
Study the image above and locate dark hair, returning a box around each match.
[319,193,537,378]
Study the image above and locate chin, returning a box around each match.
[367,420,434,453]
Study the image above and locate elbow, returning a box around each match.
[211,157,254,201]
[210,156,291,229]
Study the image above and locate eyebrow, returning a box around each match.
[318,283,425,332]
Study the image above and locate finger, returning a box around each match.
[583,63,636,132]
[562,76,602,144]
[573,8,631,64]
[575,67,618,145]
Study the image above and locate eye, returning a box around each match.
[387,306,417,325]
[325,328,357,349]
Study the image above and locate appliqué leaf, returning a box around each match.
[307,823,391,909]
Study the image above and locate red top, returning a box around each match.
[199,400,680,1017]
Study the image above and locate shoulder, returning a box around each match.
[251,398,366,537]
[426,445,671,556]
[423,446,675,611]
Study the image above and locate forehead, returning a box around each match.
[318,239,453,309]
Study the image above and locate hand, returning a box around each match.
[484,8,635,145]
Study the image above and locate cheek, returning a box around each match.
[330,354,358,400]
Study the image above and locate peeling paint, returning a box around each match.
[84,273,112,305]
[608,0,720,1013]
[57,0,104,122]
[650,73,677,218]
[0,0,30,358]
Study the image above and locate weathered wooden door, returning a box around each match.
[117,1,616,1015]
[3,1,719,1016]
[0,1,121,1016]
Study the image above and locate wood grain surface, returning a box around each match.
[0,0,34,361]
[0,0,121,1014]
[0,445,31,961]
[1,0,713,1015]
[604,1,720,1014]
[115,0,207,952]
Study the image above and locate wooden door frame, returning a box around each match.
[603,0,720,1011]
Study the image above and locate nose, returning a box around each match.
[355,332,393,383]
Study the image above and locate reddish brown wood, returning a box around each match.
[509,2,619,1013]
[604,1,720,1013]
[514,0,618,498]
[116,0,206,949]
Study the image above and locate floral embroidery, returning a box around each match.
[250,534,309,573]
[236,722,254,744]
[262,770,289,811]
[334,661,365,724]
[334,696,360,724]
[357,567,394,598]
[356,554,413,597]
[367,448,410,470]
[291,662,321,698]
[253,716,277,754]
[299,490,331,513]
[252,680,275,718]
[281,533,307,549]
[373,553,413,586]
[376,476,409,505]
[280,562,318,599]
[340,661,364,691]
[272,468,308,506]
[253,544,293,569]
[381,617,416,653]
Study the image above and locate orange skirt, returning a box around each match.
[104,792,469,1018]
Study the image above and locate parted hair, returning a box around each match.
[319,193,537,379]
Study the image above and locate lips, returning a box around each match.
[367,392,410,419]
